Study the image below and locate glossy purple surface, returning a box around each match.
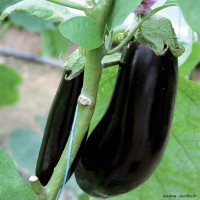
[75,42,178,197]
[36,70,83,186]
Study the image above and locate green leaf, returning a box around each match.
[0,64,22,107]
[0,0,72,22]
[41,26,70,56]
[10,11,55,32]
[64,51,121,80]
[178,42,192,66]
[108,0,142,29]
[135,14,184,57]
[0,0,20,13]
[90,77,200,200]
[60,16,103,50]
[0,148,39,200]
[89,67,118,133]
[179,42,200,77]
[79,193,90,200]
[177,0,200,35]
[102,53,121,68]
[8,128,42,175]
[104,30,113,51]
[64,49,85,80]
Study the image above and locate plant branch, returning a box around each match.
[29,176,46,200]
[48,0,87,12]
[105,3,178,55]
[45,1,114,199]
[46,49,103,200]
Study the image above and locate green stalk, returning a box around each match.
[106,3,178,55]
[46,48,103,200]
[29,176,46,200]
[45,0,114,199]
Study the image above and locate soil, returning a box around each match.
[0,28,63,139]
[0,56,62,135]
[0,28,41,54]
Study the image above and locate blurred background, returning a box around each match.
[0,1,80,199]
[0,0,200,200]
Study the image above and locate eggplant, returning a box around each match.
[36,70,83,186]
[75,41,178,197]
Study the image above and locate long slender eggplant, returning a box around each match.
[75,41,178,197]
[36,70,83,186]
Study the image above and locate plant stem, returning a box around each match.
[106,3,178,55]
[29,176,46,200]
[48,0,87,12]
[45,0,114,199]
[46,48,103,200]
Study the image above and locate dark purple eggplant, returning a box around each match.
[75,41,178,197]
[36,70,83,186]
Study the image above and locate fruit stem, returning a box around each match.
[106,3,178,55]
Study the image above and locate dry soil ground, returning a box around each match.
[0,28,63,141]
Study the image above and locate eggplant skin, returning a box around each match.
[36,70,83,186]
[75,42,178,198]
